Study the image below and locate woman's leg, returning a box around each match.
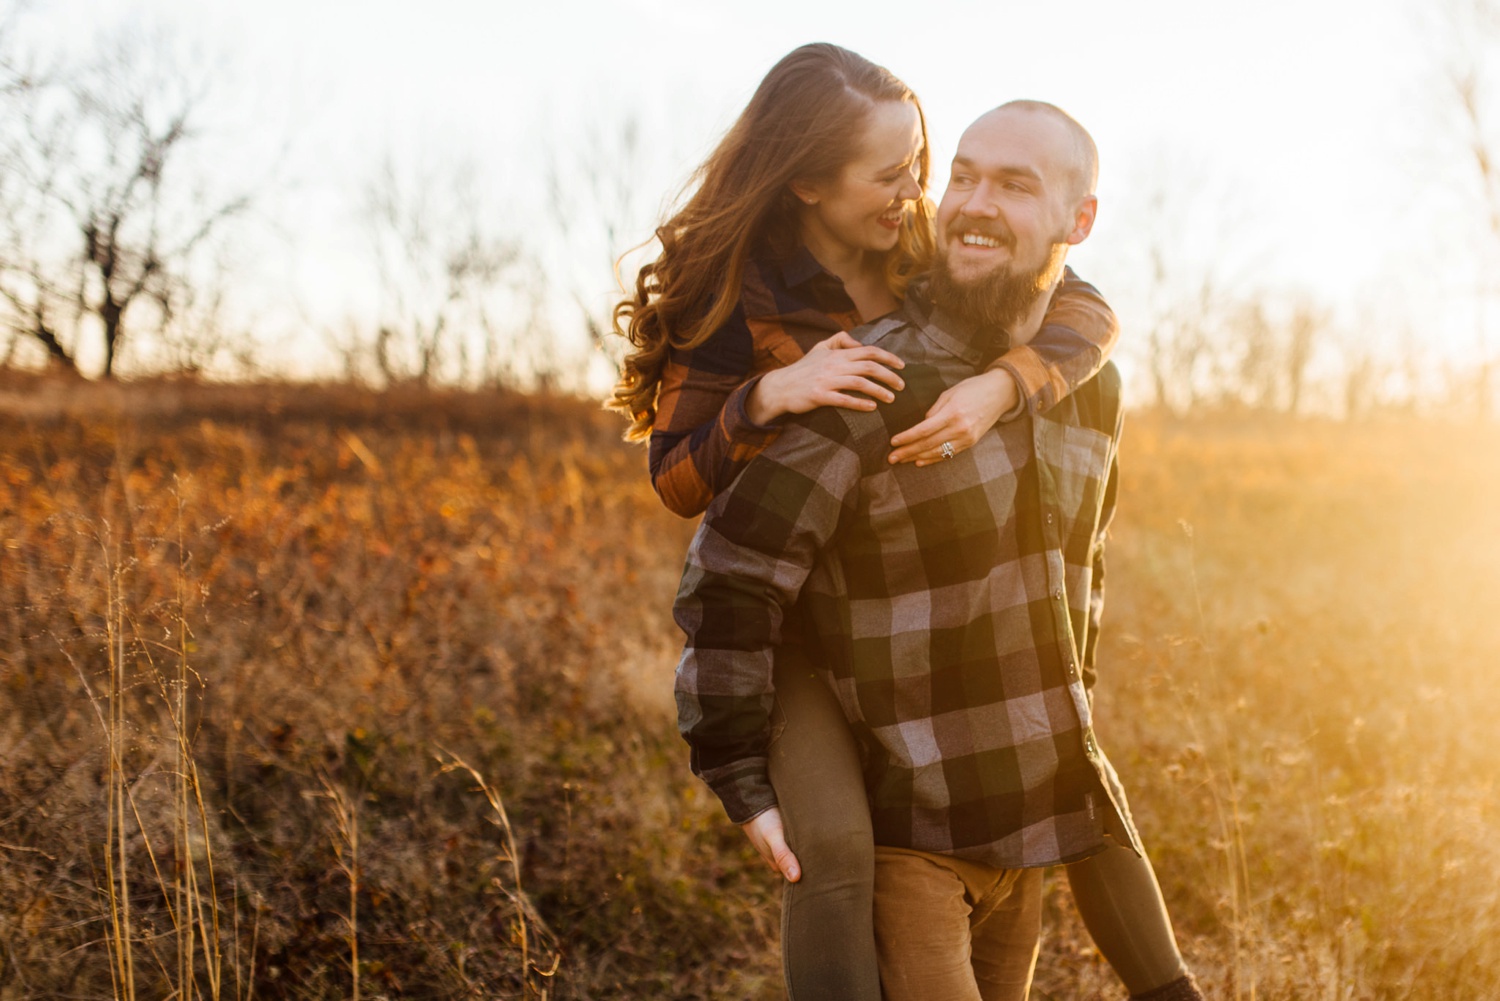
[1065,844,1202,998]
[767,649,881,1001]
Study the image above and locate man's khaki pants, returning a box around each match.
[873,846,1043,1001]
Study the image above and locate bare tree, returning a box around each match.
[1225,299,1278,411]
[546,113,680,380]
[1101,152,1261,415]
[0,28,253,378]
[1279,298,1328,416]
[348,154,535,386]
[1437,0,1500,419]
[1343,350,1381,422]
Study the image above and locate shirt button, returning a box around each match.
[1053,588,1063,600]
[1046,512,1054,524]
[1084,733,1098,755]
[1067,662,1078,678]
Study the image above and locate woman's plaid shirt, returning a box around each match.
[674,283,1141,869]
[648,249,1119,518]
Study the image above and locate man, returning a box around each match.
[675,102,1200,1000]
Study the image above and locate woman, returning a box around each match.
[612,43,1198,1001]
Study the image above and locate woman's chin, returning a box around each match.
[864,228,902,253]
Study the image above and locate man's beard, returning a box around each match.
[930,232,1070,332]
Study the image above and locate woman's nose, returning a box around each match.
[898,166,921,202]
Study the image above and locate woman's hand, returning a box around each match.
[888,368,1019,466]
[740,807,801,882]
[746,331,905,426]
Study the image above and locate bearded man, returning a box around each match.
[674,101,1201,1001]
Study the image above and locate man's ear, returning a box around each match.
[1065,195,1098,245]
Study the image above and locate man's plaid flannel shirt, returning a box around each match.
[674,281,1141,869]
[648,248,1118,518]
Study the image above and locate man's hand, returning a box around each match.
[888,368,1019,465]
[746,332,906,425]
[740,807,802,882]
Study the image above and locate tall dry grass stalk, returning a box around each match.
[64,491,231,1001]
[168,482,225,999]
[437,748,561,999]
[1176,517,1256,1001]
[313,773,361,1001]
[100,523,137,1001]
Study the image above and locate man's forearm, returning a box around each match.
[671,412,868,823]
[675,630,780,822]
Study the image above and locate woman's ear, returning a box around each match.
[788,179,820,206]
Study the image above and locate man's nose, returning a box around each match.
[961,183,999,219]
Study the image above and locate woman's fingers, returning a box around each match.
[845,372,898,401]
[822,331,905,370]
[823,356,903,394]
[770,340,907,416]
[821,330,864,350]
[740,808,801,882]
[813,367,902,408]
[853,359,905,392]
[889,412,987,465]
[888,435,950,464]
[889,411,950,456]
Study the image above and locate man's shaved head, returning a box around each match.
[977,100,1098,201]
[933,100,1101,335]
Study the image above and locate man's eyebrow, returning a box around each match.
[996,165,1043,181]
[951,156,1043,183]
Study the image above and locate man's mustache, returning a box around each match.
[943,220,1016,249]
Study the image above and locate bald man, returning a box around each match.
[675,102,1201,1001]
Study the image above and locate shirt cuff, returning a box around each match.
[987,361,1031,421]
[704,754,778,825]
[722,376,784,443]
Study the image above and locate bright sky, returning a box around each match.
[20,0,1498,386]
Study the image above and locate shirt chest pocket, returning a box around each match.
[747,317,820,371]
[1035,420,1113,539]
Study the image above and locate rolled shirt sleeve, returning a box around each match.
[649,311,786,518]
[988,266,1120,419]
[673,408,869,822]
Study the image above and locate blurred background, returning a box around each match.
[1,0,1496,419]
[3,2,1499,998]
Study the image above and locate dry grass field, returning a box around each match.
[0,380,1496,999]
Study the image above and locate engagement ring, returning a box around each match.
[940,441,955,460]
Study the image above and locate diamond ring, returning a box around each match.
[940,441,955,460]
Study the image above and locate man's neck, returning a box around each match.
[1005,277,1061,348]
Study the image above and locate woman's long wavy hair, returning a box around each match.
[608,43,935,440]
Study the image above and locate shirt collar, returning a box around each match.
[903,277,1008,367]
[777,244,829,289]
[743,244,858,322]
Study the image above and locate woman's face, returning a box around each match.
[794,99,924,259]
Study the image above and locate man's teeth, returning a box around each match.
[961,233,1004,248]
